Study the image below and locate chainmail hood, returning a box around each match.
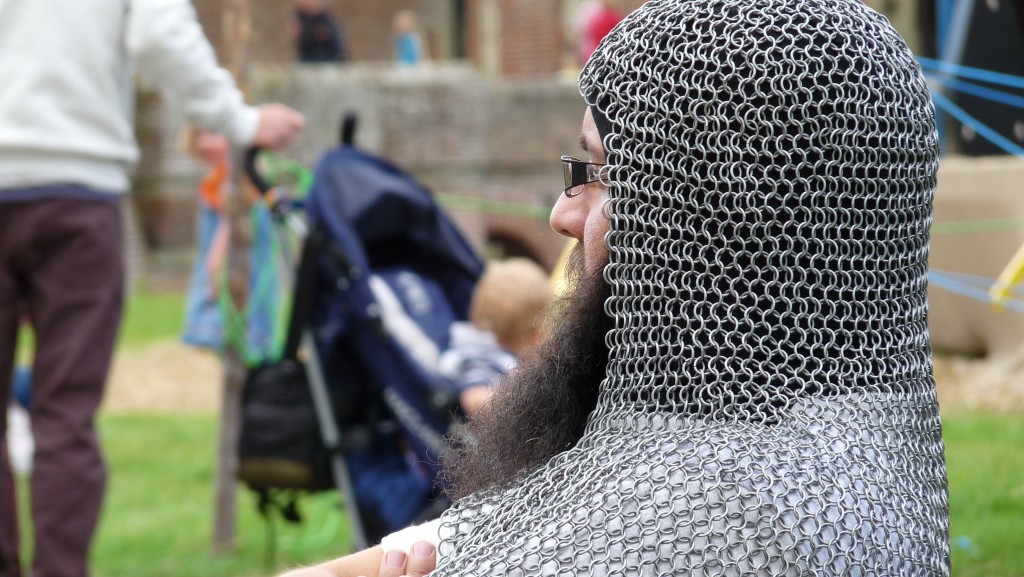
[434,0,949,574]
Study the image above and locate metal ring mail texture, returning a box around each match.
[435,0,949,574]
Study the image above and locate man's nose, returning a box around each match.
[549,191,585,240]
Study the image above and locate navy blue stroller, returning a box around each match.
[240,114,483,549]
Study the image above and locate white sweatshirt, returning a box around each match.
[0,0,260,194]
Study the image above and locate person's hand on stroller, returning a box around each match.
[253,103,306,150]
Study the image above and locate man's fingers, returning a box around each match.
[403,542,437,577]
[377,549,408,577]
[376,542,436,577]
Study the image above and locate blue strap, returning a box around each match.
[930,269,1024,312]
[926,74,1024,110]
[930,91,1024,157]
[919,56,1024,91]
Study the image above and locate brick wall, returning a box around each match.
[463,0,573,78]
[191,0,296,63]
[193,0,457,65]
[193,0,910,76]
[191,0,652,77]
[502,0,566,77]
[462,0,651,78]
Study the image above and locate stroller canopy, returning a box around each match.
[307,146,483,320]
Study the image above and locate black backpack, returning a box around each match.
[237,359,333,521]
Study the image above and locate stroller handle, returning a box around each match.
[243,147,273,196]
[340,111,357,146]
[244,110,358,197]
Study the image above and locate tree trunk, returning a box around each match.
[212,0,252,554]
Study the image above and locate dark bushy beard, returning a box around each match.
[442,248,613,500]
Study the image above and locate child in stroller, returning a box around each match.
[438,257,553,416]
[348,257,553,543]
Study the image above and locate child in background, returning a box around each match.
[438,258,552,415]
[392,10,425,66]
[294,0,346,62]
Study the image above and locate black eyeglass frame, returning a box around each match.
[560,155,607,197]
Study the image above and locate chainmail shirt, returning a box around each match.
[433,0,949,574]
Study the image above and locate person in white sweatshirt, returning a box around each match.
[0,2,304,576]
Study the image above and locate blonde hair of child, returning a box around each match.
[469,258,552,353]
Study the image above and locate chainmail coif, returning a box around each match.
[434,0,949,574]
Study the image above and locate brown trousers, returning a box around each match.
[0,198,124,577]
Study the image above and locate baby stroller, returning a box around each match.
[238,114,484,550]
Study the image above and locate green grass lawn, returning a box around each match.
[90,414,353,577]
[119,290,188,348]
[945,413,1024,577]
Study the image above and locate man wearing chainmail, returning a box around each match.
[283,0,950,575]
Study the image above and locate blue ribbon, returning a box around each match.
[926,74,1024,110]
[919,56,1024,91]
[929,91,1024,157]
[929,269,1024,313]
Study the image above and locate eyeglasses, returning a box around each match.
[560,155,606,197]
